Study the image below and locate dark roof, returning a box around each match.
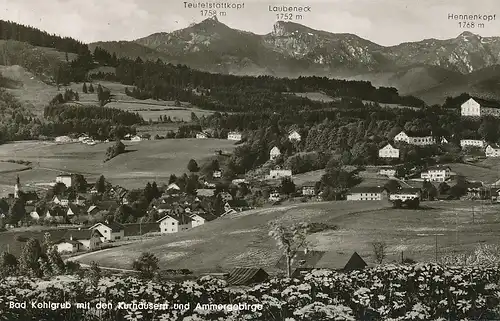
[92,221,124,232]
[226,200,249,208]
[158,214,193,224]
[123,223,160,236]
[64,229,103,240]
[349,186,386,194]
[472,97,500,109]
[191,212,217,222]
[68,204,83,214]
[96,200,119,211]
[398,187,421,194]
[56,239,82,245]
[467,181,484,189]
[403,130,432,137]
[275,250,326,270]
[343,252,367,271]
[226,268,269,286]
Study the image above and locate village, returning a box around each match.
[1,95,500,259]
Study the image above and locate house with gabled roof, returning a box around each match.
[52,195,69,207]
[288,130,301,142]
[190,212,218,227]
[269,146,281,160]
[420,165,451,182]
[227,131,242,141]
[89,221,124,242]
[55,237,83,253]
[461,97,500,117]
[62,229,103,251]
[378,143,399,159]
[66,204,83,217]
[157,214,193,233]
[486,144,500,157]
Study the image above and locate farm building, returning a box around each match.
[347,187,388,201]
[301,185,316,196]
[55,238,83,253]
[461,97,500,117]
[378,167,396,177]
[394,131,435,146]
[196,132,209,139]
[268,167,292,179]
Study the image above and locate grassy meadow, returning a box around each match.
[76,200,500,273]
[0,65,216,121]
[0,139,236,193]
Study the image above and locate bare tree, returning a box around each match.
[268,220,310,278]
[372,241,387,264]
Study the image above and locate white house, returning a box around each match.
[486,144,500,157]
[196,132,208,139]
[78,134,90,142]
[301,185,316,196]
[378,167,396,177]
[213,170,222,178]
[55,238,82,253]
[394,131,410,143]
[157,214,193,233]
[268,167,292,179]
[166,183,181,193]
[378,143,399,159]
[347,187,388,201]
[190,212,217,228]
[288,130,302,141]
[420,166,451,182]
[461,98,481,117]
[227,132,242,141]
[89,222,125,242]
[460,139,485,148]
[270,146,281,160]
[56,174,73,187]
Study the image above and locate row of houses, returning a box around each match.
[197,130,303,143]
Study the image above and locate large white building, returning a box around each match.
[420,166,451,182]
[378,143,399,159]
[347,187,388,201]
[460,139,485,148]
[486,145,500,157]
[268,168,292,179]
[270,146,281,160]
[227,132,242,141]
[461,97,500,117]
[56,174,73,187]
[394,131,435,146]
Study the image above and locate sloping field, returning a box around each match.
[0,139,236,191]
[77,200,500,273]
[446,162,500,183]
[293,92,335,102]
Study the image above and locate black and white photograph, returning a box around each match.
[1,0,500,320]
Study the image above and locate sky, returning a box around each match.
[1,0,499,46]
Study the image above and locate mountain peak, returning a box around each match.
[458,31,477,38]
[272,20,311,37]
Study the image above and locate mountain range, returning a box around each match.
[90,17,500,104]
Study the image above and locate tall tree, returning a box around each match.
[187,159,199,172]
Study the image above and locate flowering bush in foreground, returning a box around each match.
[2,263,500,321]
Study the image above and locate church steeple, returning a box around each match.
[14,175,20,198]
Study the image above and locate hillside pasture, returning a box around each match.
[446,162,500,183]
[77,200,500,273]
[0,139,237,192]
